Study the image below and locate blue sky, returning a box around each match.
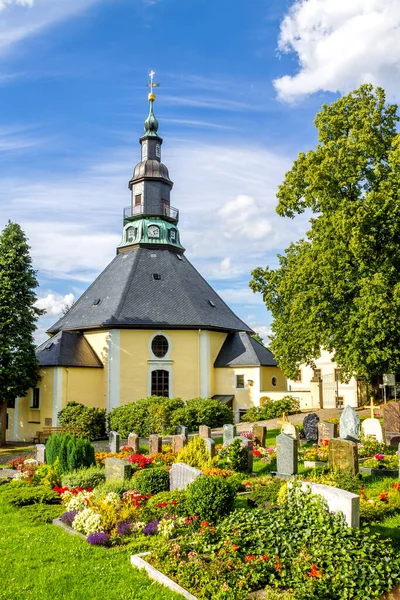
[0,0,399,342]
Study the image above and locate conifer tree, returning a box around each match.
[0,221,42,446]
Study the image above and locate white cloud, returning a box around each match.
[274,0,400,101]
[35,292,75,316]
[0,0,34,8]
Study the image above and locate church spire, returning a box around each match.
[118,72,183,253]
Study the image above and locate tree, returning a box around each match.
[0,222,42,446]
[251,332,265,346]
[250,85,400,381]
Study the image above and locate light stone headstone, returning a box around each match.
[239,437,254,473]
[199,425,211,439]
[172,434,187,454]
[318,421,338,443]
[35,444,46,464]
[296,482,360,528]
[149,434,162,456]
[104,457,132,482]
[204,437,215,458]
[177,425,189,440]
[276,433,298,476]
[339,406,360,442]
[252,424,267,447]
[127,433,140,453]
[328,438,359,475]
[281,422,300,441]
[109,430,120,453]
[361,418,383,443]
[303,413,320,441]
[223,424,237,446]
[170,462,203,491]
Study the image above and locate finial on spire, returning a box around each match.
[147,70,160,102]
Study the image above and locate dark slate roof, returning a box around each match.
[214,331,277,367]
[36,331,103,367]
[48,247,252,334]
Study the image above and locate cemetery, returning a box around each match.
[1,398,400,599]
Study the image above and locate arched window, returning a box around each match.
[151,335,169,358]
[271,376,278,387]
[151,369,169,397]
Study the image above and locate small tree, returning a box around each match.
[0,222,42,446]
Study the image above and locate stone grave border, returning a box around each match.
[53,518,87,540]
[359,467,398,477]
[131,552,197,600]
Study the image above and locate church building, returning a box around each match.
[6,79,286,442]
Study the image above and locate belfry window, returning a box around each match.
[151,335,169,358]
[135,194,142,206]
[151,369,169,396]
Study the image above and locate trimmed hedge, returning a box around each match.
[241,395,300,422]
[134,468,170,495]
[58,401,106,440]
[61,465,106,489]
[186,475,235,522]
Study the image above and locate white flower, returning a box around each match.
[104,492,121,506]
[158,518,176,539]
[23,459,38,466]
[72,509,103,535]
[65,491,93,512]
[131,521,146,532]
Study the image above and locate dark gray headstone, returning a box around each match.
[35,444,46,464]
[383,402,400,433]
[223,424,237,446]
[252,424,267,447]
[109,430,120,453]
[328,438,359,475]
[170,462,203,491]
[387,433,400,446]
[172,434,187,454]
[127,433,139,453]
[339,406,360,442]
[318,421,338,442]
[199,425,211,439]
[177,425,189,440]
[104,457,132,482]
[240,437,254,473]
[303,413,320,441]
[276,433,298,476]
[204,437,215,458]
[149,434,162,456]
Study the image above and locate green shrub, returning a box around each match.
[144,490,188,520]
[249,477,285,507]
[241,395,300,422]
[58,401,106,440]
[19,504,64,524]
[33,463,62,488]
[61,465,106,489]
[186,475,235,522]
[108,396,185,437]
[134,468,170,495]
[46,433,96,474]
[93,479,134,498]
[170,397,233,431]
[176,437,213,469]
[304,469,362,494]
[0,484,59,506]
[217,438,248,472]
[225,472,250,493]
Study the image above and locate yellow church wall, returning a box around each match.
[260,366,287,392]
[168,330,200,399]
[83,331,109,365]
[209,331,227,395]
[214,366,260,414]
[61,367,106,410]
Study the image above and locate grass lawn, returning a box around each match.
[369,513,400,549]
[0,493,182,600]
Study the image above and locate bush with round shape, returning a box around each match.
[176,437,213,470]
[170,397,233,431]
[108,396,185,437]
[58,401,106,440]
[134,468,170,495]
[186,475,235,522]
[241,395,300,423]
[61,465,106,489]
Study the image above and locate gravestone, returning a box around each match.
[199,425,211,439]
[387,434,400,446]
[303,413,320,441]
[109,431,120,453]
[127,433,140,453]
[240,437,254,473]
[339,406,360,442]
[384,402,400,444]
[177,425,189,440]
[170,462,203,491]
[276,433,298,477]
[281,422,299,441]
[398,443,400,479]
[204,437,215,458]
[252,424,267,447]
[35,444,46,464]
[318,421,338,443]
[297,482,360,528]
[172,434,187,454]
[104,457,132,482]
[361,418,383,442]
[223,424,237,446]
[149,434,162,456]
[328,438,359,475]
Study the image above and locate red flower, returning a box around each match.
[261,554,270,561]
[156,502,167,508]
[245,555,256,563]
[253,449,261,458]
[200,521,210,529]
[379,492,389,503]
[274,557,282,573]
[170,500,178,505]
[231,544,239,552]
[360,487,366,500]
[309,564,322,578]
[393,483,400,492]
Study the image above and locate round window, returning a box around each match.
[151,335,169,358]
[271,376,278,387]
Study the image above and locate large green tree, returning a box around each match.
[250,85,400,381]
[0,222,42,446]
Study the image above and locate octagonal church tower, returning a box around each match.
[7,78,285,442]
